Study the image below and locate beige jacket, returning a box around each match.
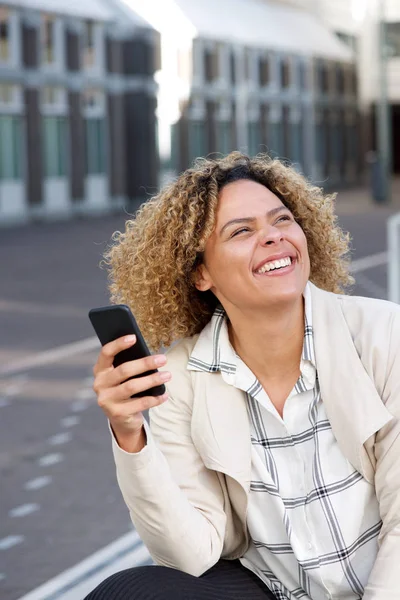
[112,283,400,599]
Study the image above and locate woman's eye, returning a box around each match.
[276,215,291,224]
[231,227,250,237]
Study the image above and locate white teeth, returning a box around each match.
[256,256,292,274]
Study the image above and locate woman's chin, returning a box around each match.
[259,281,305,305]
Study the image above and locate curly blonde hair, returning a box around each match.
[103,152,353,350]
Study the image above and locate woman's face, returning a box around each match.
[195,179,310,313]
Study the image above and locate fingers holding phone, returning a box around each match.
[89,304,171,452]
[92,335,169,452]
[93,334,137,376]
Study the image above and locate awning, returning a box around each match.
[7,0,114,21]
[125,0,353,61]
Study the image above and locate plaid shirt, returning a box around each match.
[188,283,381,600]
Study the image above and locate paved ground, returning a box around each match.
[0,181,399,599]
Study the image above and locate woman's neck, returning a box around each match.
[227,297,305,381]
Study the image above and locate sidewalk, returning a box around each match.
[334,177,400,216]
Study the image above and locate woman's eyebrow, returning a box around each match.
[219,206,290,236]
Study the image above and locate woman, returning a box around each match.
[87,153,400,600]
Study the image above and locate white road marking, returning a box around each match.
[38,453,63,467]
[57,543,151,600]
[350,251,388,273]
[0,573,5,581]
[75,387,94,400]
[16,531,152,600]
[48,432,72,446]
[60,416,80,428]
[24,476,52,491]
[0,298,84,318]
[353,272,387,298]
[0,337,99,377]
[70,400,89,413]
[9,503,40,518]
[4,383,24,396]
[0,535,25,550]
[0,397,10,407]
[15,373,29,382]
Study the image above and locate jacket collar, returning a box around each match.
[188,282,315,377]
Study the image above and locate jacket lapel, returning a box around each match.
[309,283,393,477]
[191,369,252,491]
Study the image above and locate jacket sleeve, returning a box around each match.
[363,310,400,600]
[110,350,227,577]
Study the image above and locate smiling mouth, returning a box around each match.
[254,257,296,276]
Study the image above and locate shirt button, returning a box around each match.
[307,542,313,550]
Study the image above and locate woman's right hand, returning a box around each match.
[92,335,170,452]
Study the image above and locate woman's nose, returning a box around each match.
[260,226,284,245]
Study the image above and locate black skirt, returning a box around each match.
[84,558,276,600]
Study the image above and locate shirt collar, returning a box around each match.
[188,281,316,376]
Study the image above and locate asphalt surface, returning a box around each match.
[0,193,399,599]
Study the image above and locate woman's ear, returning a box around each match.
[194,263,213,292]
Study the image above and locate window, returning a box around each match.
[83,89,106,175]
[42,86,67,177]
[0,82,14,104]
[298,61,307,89]
[338,109,346,177]
[41,86,66,111]
[336,63,345,95]
[291,121,302,166]
[315,109,330,177]
[244,48,253,81]
[0,83,22,109]
[331,111,340,170]
[204,48,218,82]
[189,121,206,161]
[345,110,358,167]
[83,20,96,69]
[230,52,236,85]
[317,60,330,94]
[42,14,56,65]
[282,106,290,158]
[280,58,291,88]
[387,23,400,57]
[248,121,261,156]
[85,118,105,175]
[217,121,232,154]
[0,115,21,179]
[259,57,270,87]
[260,104,268,147]
[269,121,282,157]
[42,116,67,177]
[42,86,58,106]
[0,6,9,62]
[83,88,104,113]
[350,67,358,96]
[315,110,326,175]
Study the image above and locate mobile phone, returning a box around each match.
[88,304,166,398]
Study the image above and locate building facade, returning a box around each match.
[275,0,400,176]
[357,0,400,175]
[128,0,361,189]
[172,39,360,187]
[0,0,159,226]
